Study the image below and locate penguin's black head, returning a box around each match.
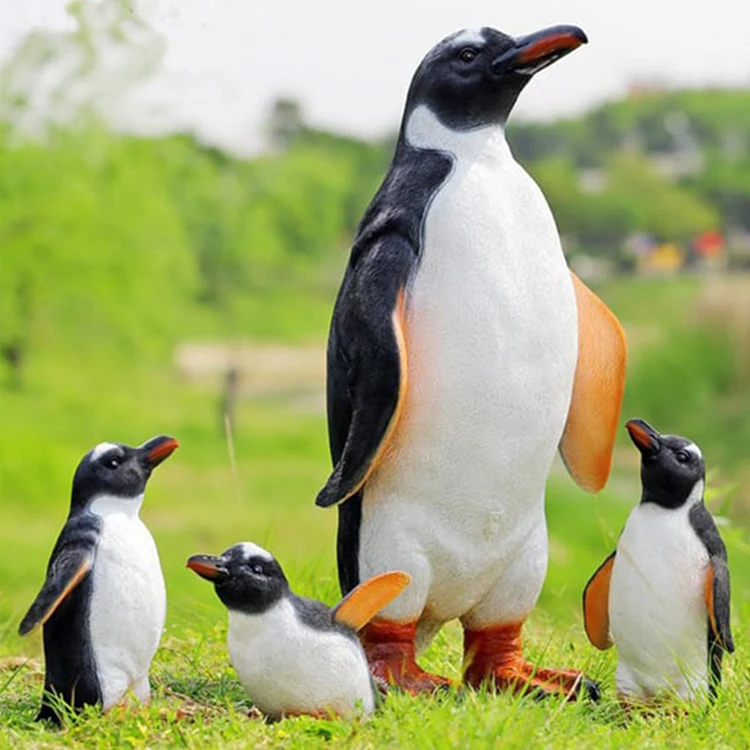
[626,419,706,509]
[187,542,289,614]
[71,435,179,510]
[405,25,587,130]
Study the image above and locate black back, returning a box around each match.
[37,513,102,723]
[290,595,359,643]
[331,146,451,593]
[688,502,735,697]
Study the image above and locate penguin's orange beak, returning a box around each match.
[187,554,229,582]
[140,435,179,468]
[492,25,587,76]
[626,419,661,456]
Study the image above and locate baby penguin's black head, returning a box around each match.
[71,436,179,511]
[187,542,289,614]
[626,419,706,509]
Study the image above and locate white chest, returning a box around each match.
[360,108,577,604]
[609,498,709,699]
[226,600,374,718]
[406,118,577,460]
[88,499,166,704]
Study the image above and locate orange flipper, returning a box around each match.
[332,571,411,632]
[561,273,627,493]
[582,552,616,650]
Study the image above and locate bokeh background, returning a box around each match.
[1,0,749,678]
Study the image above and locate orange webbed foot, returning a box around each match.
[361,619,453,695]
[463,623,600,702]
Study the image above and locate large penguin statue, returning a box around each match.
[316,24,627,698]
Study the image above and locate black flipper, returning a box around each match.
[706,555,734,698]
[707,556,734,653]
[316,236,414,512]
[318,139,452,593]
[19,535,95,636]
[688,502,734,699]
[20,513,102,723]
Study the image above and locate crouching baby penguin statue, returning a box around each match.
[188,542,410,719]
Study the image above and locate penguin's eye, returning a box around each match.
[458,47,477,63]
[250,563,264,575]
[676,451,690,464]
[105,457,120,469]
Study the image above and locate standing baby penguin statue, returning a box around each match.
[187,543,410,719]
[19,436,178,723]
[584,420,735,707]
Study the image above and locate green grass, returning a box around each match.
[3,636,750,749]
[1,275,749,747]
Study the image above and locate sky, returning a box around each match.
[1,0,749,153]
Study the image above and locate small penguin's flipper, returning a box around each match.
[18,549,94,636]
[332,571,411,631]
[561,273,627,492]
[316,235,415,508]
[705,557,734,653]
[582,551,616,650]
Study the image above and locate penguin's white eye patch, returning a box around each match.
[458,48,478,63]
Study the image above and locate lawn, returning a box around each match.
[1,276,748,747]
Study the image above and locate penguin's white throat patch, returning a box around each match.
[90,492,144,518]
[405,104,506,158]
[227,599,285,640]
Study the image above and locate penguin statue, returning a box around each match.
[19,436,177,723]
[584,420,734,706]
[187,542,410,718]
[316,24,627,698]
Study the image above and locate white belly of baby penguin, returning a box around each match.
[88,495,167,709]
[227,599,375,718]
[609,494,709,702]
